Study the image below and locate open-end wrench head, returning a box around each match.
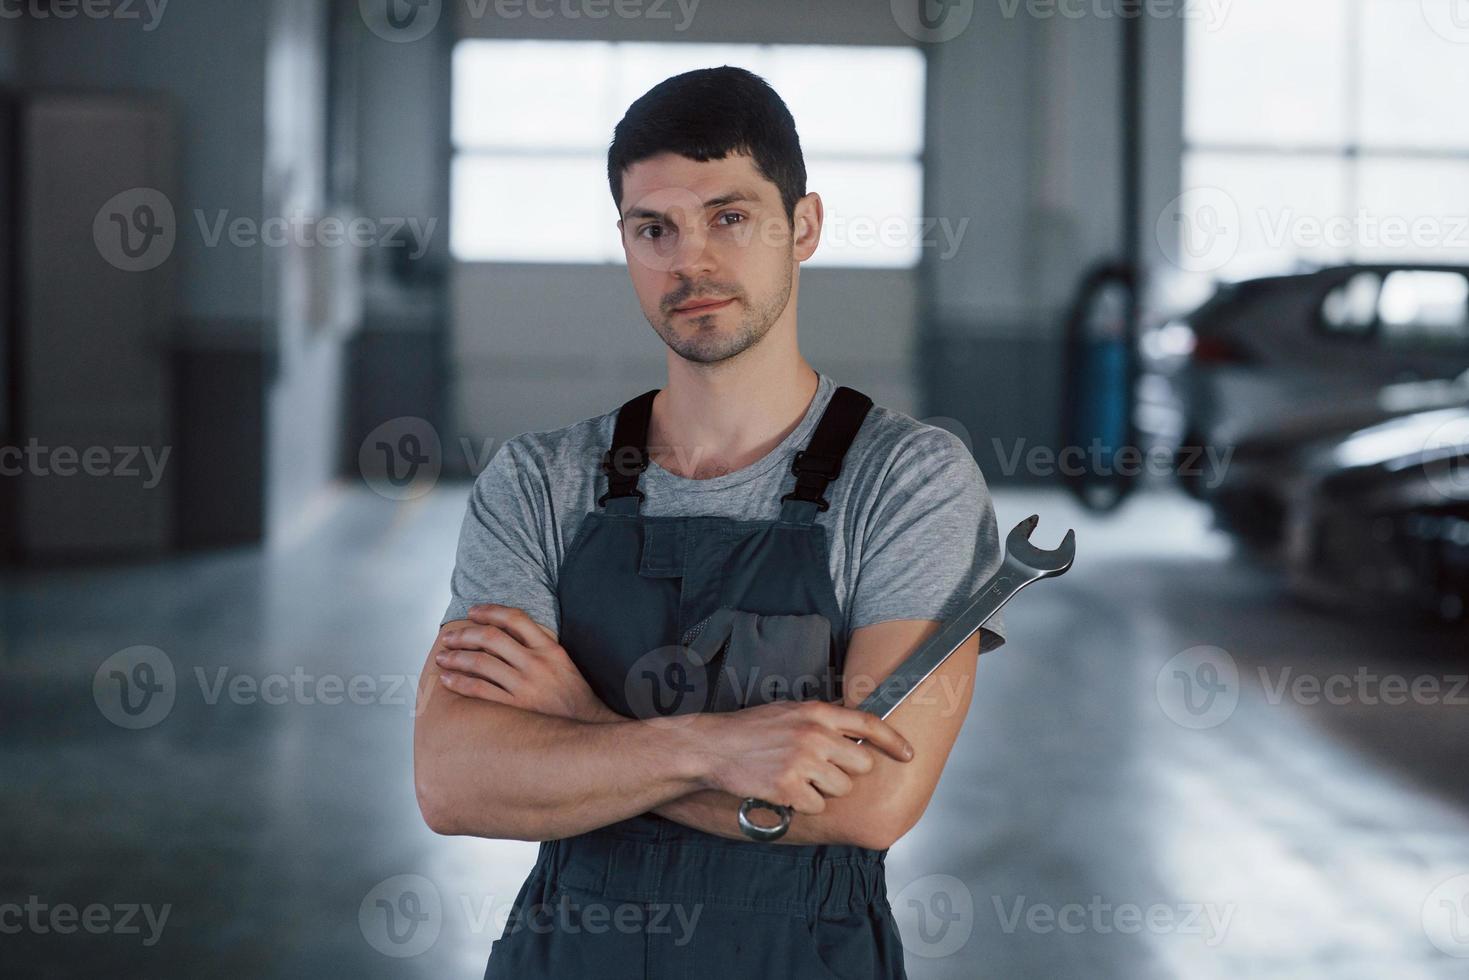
[1004,515,1075,576]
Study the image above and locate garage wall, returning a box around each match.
[261,0,351,546]
[924,8,1184,481]
[1,19,16,446]
[342,11,453,490]
[19,4,269,333]
[0,19,16,77]
[16,1,356,547]
[14,4,273,548]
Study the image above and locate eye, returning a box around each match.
[636,223,667,240]
[715,211,745,226]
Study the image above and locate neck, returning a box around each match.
[650,341,819,481]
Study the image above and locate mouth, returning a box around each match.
[672,297,735,316]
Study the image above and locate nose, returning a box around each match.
[668,223,716,281]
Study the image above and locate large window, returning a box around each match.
[1180,0,1469,279]
[450,40,926,268]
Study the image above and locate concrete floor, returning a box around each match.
[2,484,1466,978]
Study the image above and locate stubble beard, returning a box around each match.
[650,257,794,366]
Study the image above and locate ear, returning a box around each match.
[792,191,823,263]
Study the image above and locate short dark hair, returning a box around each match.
[607,66,807,224]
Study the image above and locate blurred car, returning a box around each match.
[1204,371,1469,552]
[1164,264,1469,497]
[1285,408,1469,621]
[1196,402,1469,621]
[1139,264,1469,619]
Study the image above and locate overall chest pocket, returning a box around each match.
[681,607,837,713]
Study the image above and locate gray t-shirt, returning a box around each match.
[443,371,1007,654]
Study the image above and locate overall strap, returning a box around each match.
[598,388,659,515]
[779,385,873,525]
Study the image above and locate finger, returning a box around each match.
[803,759,856,801]
[443,625,529,669]
[438,670,512,703]
[821,735,879,777]
[437,623,498,650]
[819,704,915,762]
[468,604,553,649]
[785,782,828,816]
[436,650,519,691]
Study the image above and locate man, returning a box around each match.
[414,65,1006,978]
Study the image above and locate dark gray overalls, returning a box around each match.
[482,385,909,980]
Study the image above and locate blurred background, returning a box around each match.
[2,0,1467,976]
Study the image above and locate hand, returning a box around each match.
[435,604,620,724]
[693,700,915,816]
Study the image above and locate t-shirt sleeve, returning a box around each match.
[847,427,1007,653]
[440,439,561,636]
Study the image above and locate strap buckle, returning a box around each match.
[601,448,649,479]
[780,489,830,512]
[789,449,842,481]
[599,447,649,507]
[597,487,645,506]
[781,450,839,513]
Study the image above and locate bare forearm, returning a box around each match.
[651,789,881,846]
[415,691,707,841]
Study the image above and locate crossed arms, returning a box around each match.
[412,604,980,850]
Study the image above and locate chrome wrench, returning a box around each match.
[737,515,1077,842]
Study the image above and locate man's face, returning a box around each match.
[616,151,815,365]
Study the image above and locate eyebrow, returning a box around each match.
[622,189,759,222]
